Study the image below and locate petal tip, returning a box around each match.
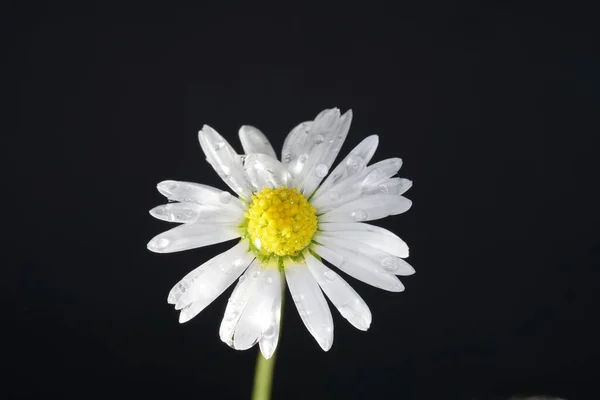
[147,237,169,253]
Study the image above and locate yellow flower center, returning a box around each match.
[243,187,317,259]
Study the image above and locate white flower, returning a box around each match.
[147,108,414,358]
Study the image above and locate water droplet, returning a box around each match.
[352,209,367,221]
[213,141,225,151]
[239,276,246,283]
[315,164,329,178]
[315,135,324,144]
[152,238,170,250]
[221,165,231,175]
[252,270,260,279]
[225,310,239,321]
[282,151,292,163]
[324,270,337,282]
[220,263,234,274]
[378,183,389,193]
[382,257,399,272]
[329,191,340,201]
[299,310,308,318]
[346,155,365,175]
[262,324,276,338]
[218,191,232,204]
[298,154,308,164]
[264,276,273,285]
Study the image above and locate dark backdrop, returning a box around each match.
[6,2,599,399]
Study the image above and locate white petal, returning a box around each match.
[219,260,262,347]
[317,223,409,258]
[156,180,245,211]
[317,227,413,274]
[284,108,341,184]
[363,177,413,196]
[361,158,403,188]
[243,153,291,190]
[304,252,371,331]
[198,125,253,200]
[233,267,282,353]
[312,158,403,212]
[238,125,277,158]
[150,203,244,224]
[318,194,412,223]
[281,121,312,163]
[299,110,353,196]
[314,135,379,196]
[176,242,255,322]
[314,239,404,292]
[147,223,240,253]
[285,261,334,351]
[167,251,226,305]
[351,245,415,276]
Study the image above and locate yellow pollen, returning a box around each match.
[243,187,317,258]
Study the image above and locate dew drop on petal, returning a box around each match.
[239,275,246,283]
[298,154,308,164]
[352,209,368,221]
[152,238,170,250]
[262,323,276,338]
[225,310,239,321]
[315,164,329,178]
[264,276,273,285]
[324,270,337,282]
[252,270,260,279]
[213,141,225,151]
[221,165,231,175]
[346,155,365,175]
[315,135,324,144]
[382,257,399,272]
[282,151,292,163]
[329,191,340,201]
[219,191,232,204]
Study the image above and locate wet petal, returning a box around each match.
[314,135,379,197]
[243,153,291,190]
[314,238,404,292]
[317,223,409,258]
[285,261,334,351]
[147,223,240,253]
[150,203,244,224]
[167,251,226,305]
[238,125,277,158]
[363,177,413,196]
[312,158,403,212]
[284,109,341,184]
[281,121,312,164]
[156,180,245,211]
[318,194,412,223]
[219,260,262,347]
[299,110,353,196]
[176,242,255,322]
[305,252,371,331]
[198,125,253,200]
[233,267,282,354]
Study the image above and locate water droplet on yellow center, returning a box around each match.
[244,187,317,258]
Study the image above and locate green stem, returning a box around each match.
[251,272,286,400]
[252,350,276,400]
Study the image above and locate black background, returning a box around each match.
[7,2,599,399]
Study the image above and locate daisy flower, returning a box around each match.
[147,108,414,359]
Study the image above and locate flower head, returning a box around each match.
[148,108,414,358]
